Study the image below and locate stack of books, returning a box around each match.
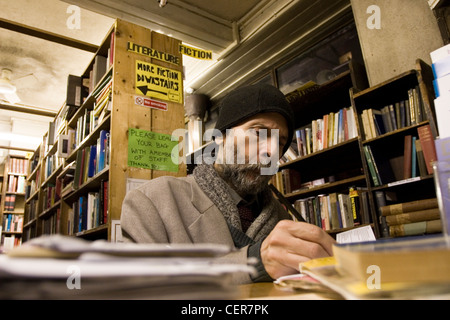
[299,234,450,299]
[380,198,442,237]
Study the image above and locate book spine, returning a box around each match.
[381,198,439,216]
[403,135,412,179]
[363,145,380,186]
[385,208,441,225]
[418,124,437,175]
[374,191,390,238]
[389,219,442,237]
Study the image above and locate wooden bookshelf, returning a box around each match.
[351,59,439,238]
[0,155,29,250]
[276,59,440,239]
[277,62,372,236]
[22,19,186,242]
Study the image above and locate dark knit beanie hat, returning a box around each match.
[215,83,294,155]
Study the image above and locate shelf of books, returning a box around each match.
[275,62,374,237]
[351,59,440,238]
[22,19,186,242]
[0,156,29,251]
[274,59,440,239]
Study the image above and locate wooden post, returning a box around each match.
[108,19,186,239]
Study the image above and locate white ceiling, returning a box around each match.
[0,0,352,165]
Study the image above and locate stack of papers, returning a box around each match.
[0,235,255,300]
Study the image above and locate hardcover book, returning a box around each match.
[332,235,450,284]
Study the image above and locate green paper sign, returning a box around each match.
[128,128,179,172]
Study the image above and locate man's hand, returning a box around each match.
[260,220,336,279]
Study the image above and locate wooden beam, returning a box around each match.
[0,17,98,53]
[0,102,57,118]
[0,145,35,152]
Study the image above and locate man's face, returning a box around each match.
[215,112,289,197]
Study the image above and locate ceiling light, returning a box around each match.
[0,80,16,95]
[185,87,195,94]
[0,69,16,95]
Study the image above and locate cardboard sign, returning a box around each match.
[128,128,179,172]
[135,60,183,104]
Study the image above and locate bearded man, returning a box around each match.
[120,83,335,284]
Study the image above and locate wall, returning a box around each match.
[351,0,443,86]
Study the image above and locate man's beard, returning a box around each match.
[216,163,273,197]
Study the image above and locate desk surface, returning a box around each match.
[239,282,344,300]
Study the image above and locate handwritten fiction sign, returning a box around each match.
[135,60,183,104]
[127,42,180,65]
[128,128,179,172]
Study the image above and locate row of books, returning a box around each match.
[66,43,113,110]
[360,86,426,140]
[272,169,338,196]
[92,74,112,118]
[272,169,302,195]
[67,180,109,234]
[6,175,26,193]
[74,95,111,151]
[287,107,358,160]
[60,162,76,197]
[89,30,115,95]
[0,234,21,252]
[73,130,110,189]
[293,187,372,231]
[29,152,39,174]
[42,181,62,211]
[24,199,38,223]
[41,208,61,236]
[3,195,17,212]
[2,214,23,233]
[379,197,442,237]
[28,167,41,196]
[43,153,64,182]
[7,158,29,175]
[63,31,114,125]
[363,124,437,187]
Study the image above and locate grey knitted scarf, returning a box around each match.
[192,164,282,243]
